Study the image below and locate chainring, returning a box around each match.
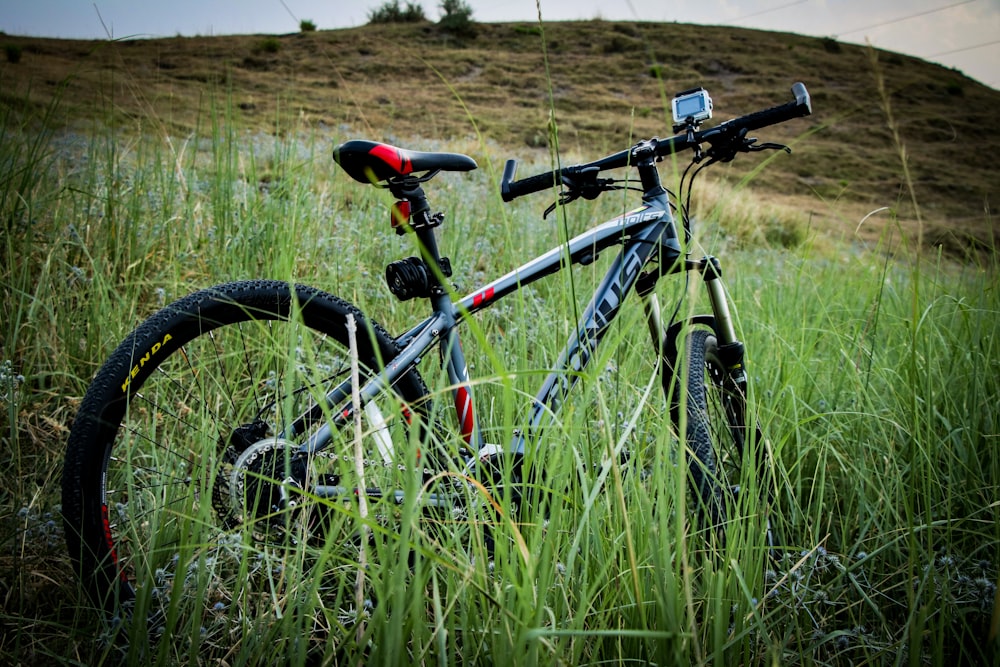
[210,423,472,544]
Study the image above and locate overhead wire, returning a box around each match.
[835,0,979,37]
[732,0,810,22]
[928,38,1000,57]
[724,0,994,87]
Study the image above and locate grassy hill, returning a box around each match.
[1,20,997,254]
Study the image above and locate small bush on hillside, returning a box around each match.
[255,37,281,54]
[439,0,476,38]
[300,19,316,32]
[368,0,426,24]
[5,44,22,64]
[512,24,541,36]
[603,35,632,54]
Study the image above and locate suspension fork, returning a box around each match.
[698,257,748,385]
[701,257,739,348]
[668,257,757,458]
[648,256,766,481]
[641,256,739,348]
[647,256,747,376]
[700,258,767,478]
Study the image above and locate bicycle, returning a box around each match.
[62,83,813,616]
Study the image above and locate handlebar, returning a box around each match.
[501,82,812,202]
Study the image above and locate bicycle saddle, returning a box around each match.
[333,140,477,184]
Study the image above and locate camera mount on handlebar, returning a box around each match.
[671,87,713,133]
[670,89,713,162]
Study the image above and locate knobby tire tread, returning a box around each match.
[664,327,737,526]
[62,280,428,611]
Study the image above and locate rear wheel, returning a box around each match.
[663,327,773,549]
[62,280,438,617]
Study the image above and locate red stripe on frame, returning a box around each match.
[472,286,495,308]
[455,386,474,443]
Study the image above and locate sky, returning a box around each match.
[2,1,998,88]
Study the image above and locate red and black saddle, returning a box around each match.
[333,140,477,184]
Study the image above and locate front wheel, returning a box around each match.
[662,326,774,550]
[62,280,435,617]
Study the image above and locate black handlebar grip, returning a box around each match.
[501,162,562,202]
[733,82,812,133]
[500,159,518,201]
[791,82,812,115]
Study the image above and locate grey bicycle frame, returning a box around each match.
[290,177,738,462]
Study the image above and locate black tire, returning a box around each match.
[62,280,433,615]
[663,327,772,547]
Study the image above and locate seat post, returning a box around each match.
[388,180,449,286]
[390,180,431,219]
[415,224,444,273]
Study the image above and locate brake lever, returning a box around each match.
[746,140,791,154]
[707,132,791,163]
[543,172,617,218]
[544,191,580,218]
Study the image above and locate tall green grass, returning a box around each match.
[2,57,998,667]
